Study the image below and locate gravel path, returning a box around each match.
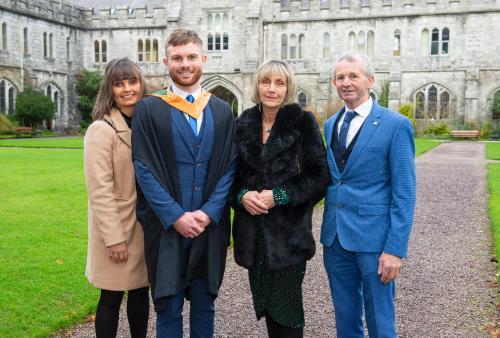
[62,141,497,337]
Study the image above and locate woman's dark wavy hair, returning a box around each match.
[92,57,147,121]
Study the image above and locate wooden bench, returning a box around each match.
[14,127,41,137]
[450,130,480,139]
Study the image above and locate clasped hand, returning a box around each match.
[241,190,275,216]
[107,241,128,263]
[173,210,211,238]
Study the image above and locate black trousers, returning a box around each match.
[95,287,149,338]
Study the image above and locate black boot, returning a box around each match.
[265,315,303,338]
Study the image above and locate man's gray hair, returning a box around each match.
[332,52,375,78]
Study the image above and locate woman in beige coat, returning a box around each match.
[84,57,149,338]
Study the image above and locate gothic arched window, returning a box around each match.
[0,79,17,115]
[207,12,230,51]
[49,33,54,58]
[101,40,107,62]
[348,31,356,51]
[421,29,429,56]
[44,32,48,58]
[289,34,297,59]
[207,34,213,51]
[393,30,401,56]
[137,39,144,61]
[415,92,425,119]
[298,92,307,108]
[94,40,100,62]
[428,85,438,118]
[357,31,365,53]
[298,34,305,59]
[323,32,331,58]
[1,23,6,50]
[145,39,151,62]
[413,83,453,119]
[493,90,500,120]
[367,30,374,56]
[153,39,159,62]
[23,28,29,55]
[431,28,439,55]
[441,28,449,55]
[281,34,288,59]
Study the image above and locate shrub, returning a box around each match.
[0,113,15,134]
[422,122,451,137]
[480,122,494,138]
[15,87,55,127]
[398,103,416,130]
[454,118,479,130]
[378,80,389,108]
[493,91,500,120]
[75,69,103,125]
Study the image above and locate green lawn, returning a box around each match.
[0,136,447,336]
[486,142,500,160]
[486,142,500,271]
[0,136,83,149]
[0,148,97,337]
[415,138,442,156]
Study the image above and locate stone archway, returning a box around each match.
[210,85,238,117]
[202,76,242,117]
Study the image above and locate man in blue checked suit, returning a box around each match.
[321,52,416,338]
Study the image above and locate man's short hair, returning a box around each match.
[333,52,375,79]
[166,29,203,54]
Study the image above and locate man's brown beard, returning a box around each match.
[169,67,202,88]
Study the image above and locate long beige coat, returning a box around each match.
[84,108,148,291]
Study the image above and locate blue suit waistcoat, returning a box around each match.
[171,105,214,212]
[321,102,416,258]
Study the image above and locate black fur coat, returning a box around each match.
[231,103,330,270]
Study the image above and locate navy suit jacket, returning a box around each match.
[321,102,416,258]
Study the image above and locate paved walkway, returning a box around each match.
[65,142,497,337]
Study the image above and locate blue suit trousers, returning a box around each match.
[156,278,215,338]
[323,237,396,338]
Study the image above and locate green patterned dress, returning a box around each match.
[239,188,307,328]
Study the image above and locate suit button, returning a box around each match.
[196,163,202,167]
[336,203,343,208]
[196,144,201,148]
[193,186,200,191]
[338,180,344,185]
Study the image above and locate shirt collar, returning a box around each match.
[170,83,202,101]
[345,97,373,118]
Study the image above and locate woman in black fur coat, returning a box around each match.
[231,60,330,338]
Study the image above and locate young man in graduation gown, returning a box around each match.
[131,29,236,338]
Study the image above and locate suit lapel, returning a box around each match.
[107,109,131,147]
[342,103,382,174]
[326,110,343,177]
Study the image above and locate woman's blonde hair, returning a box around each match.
[92,57,146,121]
[250,60,297,105]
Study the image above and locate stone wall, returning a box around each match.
[0,0,498,130]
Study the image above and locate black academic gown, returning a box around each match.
[131,94,236,312]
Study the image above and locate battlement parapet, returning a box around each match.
[80,5,179,29]
[270,0,499,21]
[0,0,85,27]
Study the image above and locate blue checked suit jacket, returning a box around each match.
[321,102,416,258]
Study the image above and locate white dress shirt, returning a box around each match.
[337,98,373,148]
[170,83,204,134]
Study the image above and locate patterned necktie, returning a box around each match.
[185,95,197,136]
[338,111,357,153]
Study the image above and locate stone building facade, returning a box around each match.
[0,0,499,130]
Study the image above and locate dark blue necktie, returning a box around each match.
[338,111,357,153]
[185,95,197,136]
